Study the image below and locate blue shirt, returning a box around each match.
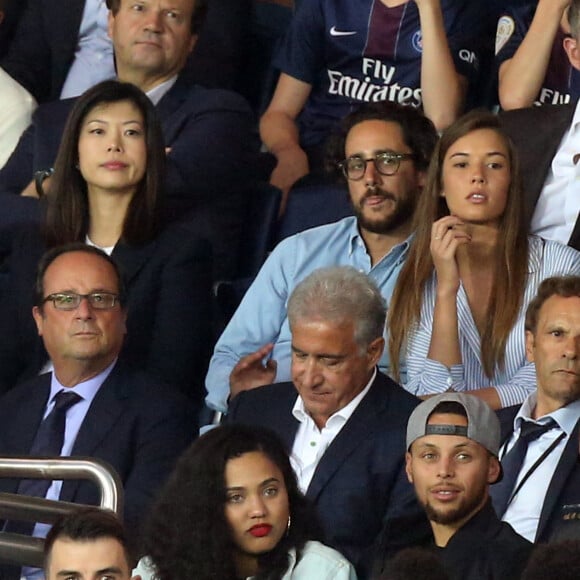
[23,361,115,580]
[60,0,115,99]
[205,217,410,413]
[403,237,580,407]
[276,0,481,147]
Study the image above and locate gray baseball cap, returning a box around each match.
[406,393,501,457]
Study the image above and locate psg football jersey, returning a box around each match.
[275,0,481,147]
[495,2,580,107]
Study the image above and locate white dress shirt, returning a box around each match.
[501,393,580,541]
[531,98,580,244]
[290,368,376,493]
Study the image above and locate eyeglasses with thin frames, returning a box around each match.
[42,292,119,311]
[338,152,416,181]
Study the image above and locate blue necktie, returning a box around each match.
[491,418,557,517]
[4,390,81,535]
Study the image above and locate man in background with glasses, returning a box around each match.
[205,101,438,417]
[0,243,194,580]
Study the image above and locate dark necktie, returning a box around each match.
[4,390,81,536]
[491,418,557,518]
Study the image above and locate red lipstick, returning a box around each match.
[248,524,272,537]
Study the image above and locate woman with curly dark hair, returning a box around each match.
[139,424,356,580]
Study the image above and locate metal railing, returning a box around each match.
[0,456,123,568]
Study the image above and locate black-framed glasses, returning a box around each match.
[42,292,119,311]
[338,152,416,181]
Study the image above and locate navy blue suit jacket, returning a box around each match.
[0,0,251,102]
[0,75,270,279]
[0,360,196,577]
[0,220,213,405]
[227,372,422,574]
[499,104,580,249]
[497,405,580,542]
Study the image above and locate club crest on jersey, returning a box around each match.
[412,31,423,53]
[495,16,515,55]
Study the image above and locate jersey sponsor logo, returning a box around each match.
[327,65,422,107]
[495,15,515,55]
[411,30,423,53]
[537,87,571,106]
[330,26,357,37]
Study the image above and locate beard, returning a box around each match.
[353,186,416,234]
[421,482,487,526]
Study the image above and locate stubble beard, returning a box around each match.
[354,186,416,235]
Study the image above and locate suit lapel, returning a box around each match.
[155,76,191,143]
[7,379,51,455]
[536,419,580,540]
[59,367,126,502]
[112,240,154,287]
[306,377,386,501]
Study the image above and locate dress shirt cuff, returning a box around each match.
[405,358,464,395]
[493,365,538,408]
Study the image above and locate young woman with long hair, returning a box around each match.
[388,110,580,409]
[0,80,212,403]
[140,424,356,579]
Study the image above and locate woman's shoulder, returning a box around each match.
[286,541,357,579]
[527,235,580,271]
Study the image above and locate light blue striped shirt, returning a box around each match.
[205,217,411,413]
[403,236,580,407]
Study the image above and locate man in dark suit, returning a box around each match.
[499,0,580,251]
[0,0,249,102]
[490,275,580,543]
[0,244,195,579]
[0,0,269,279]
[227,265,423,577]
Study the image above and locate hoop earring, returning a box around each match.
[286,515,291,536]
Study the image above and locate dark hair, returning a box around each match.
[521,540,580,580]
[45,80,164,247]
[389,110,529,380]
[34,243,127,311]
[570,1,580,40]
[44,507,131,572]
[144,425,322,580]
[105,0,208,34]
[525,276,580,334]
[325,101,438,178]
[430,401,468,419]
[374,547,449,580]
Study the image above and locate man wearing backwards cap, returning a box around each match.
[404,393,532,580]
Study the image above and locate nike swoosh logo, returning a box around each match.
[330,26,357,37]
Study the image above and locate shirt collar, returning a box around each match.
[292,367,377,427]
[49,359,117,407]
[572,98,580,131]
[515,392,580,436]
[146,76,178,106]
[349,219,414,262]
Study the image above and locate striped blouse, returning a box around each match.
[402,236,580,407]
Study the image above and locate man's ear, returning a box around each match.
[487,456,501,485]
[564,36,580,71]
[32,306,44,337]
[405,451,414,484]
[366,336,384,367]
[525,330,535,364]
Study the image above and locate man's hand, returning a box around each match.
[269,145,309,215]
[229,344,277,399]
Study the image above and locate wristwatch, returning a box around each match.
[34,168,54,197]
